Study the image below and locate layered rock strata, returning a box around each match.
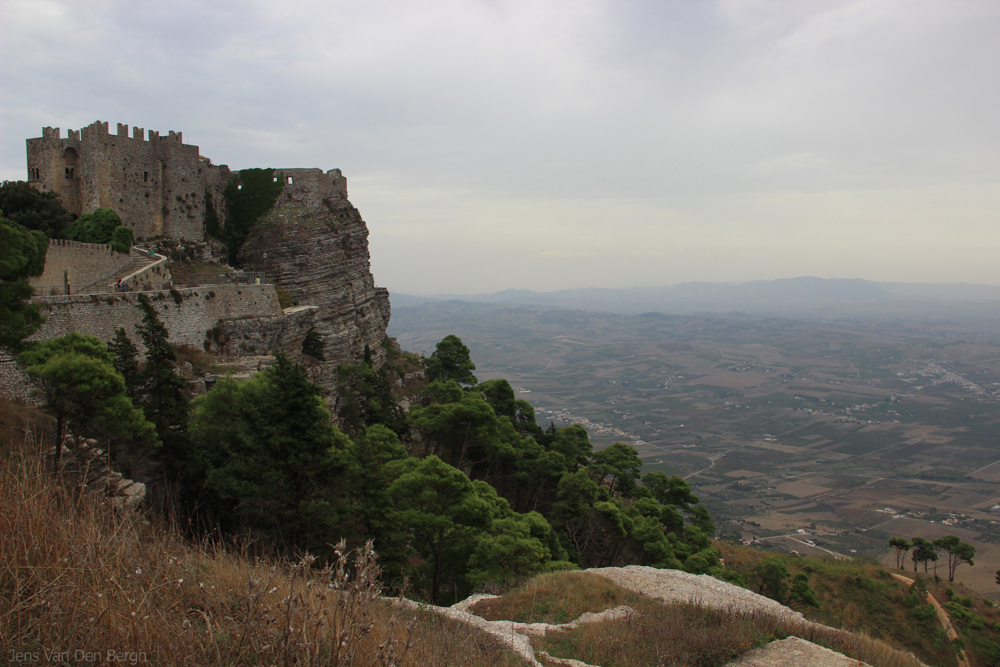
[237,171,391,379]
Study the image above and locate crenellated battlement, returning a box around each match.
[36,121,191,146]
[26,121,350,246]
[27,120,232,241]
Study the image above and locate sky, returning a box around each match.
[2,0,999,294]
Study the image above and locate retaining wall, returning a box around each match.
[28,285,283,353]
[28,238,133,296]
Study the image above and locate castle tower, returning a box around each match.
[26,121,231,241]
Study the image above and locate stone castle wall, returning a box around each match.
[28,238,134,296]
[26,122,231,240]
[274,168,348,209]
[28,285,283,353]
[0,351,43,407]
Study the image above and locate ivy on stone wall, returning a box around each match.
[204,191,220,239]
[221,169,284,264]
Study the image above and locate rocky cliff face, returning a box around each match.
[236,173,391,379]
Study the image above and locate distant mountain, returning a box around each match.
[390,277,1000,320]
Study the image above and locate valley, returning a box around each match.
[389,300,1000,599]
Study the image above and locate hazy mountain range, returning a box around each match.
[391,277,1000,320]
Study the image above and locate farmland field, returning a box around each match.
[389,300,1000,598]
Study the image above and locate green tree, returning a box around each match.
[189,352,350,553]
[889,537,912,569]
[911,537,937,574]
[789,572,820,608]
[754,556,791,601]
[107,327,140,397]
[407,390,504,472]
[345,425,412,582]
[0,215,48,349]
[550,423,594,470]
[642,471,699,509]
[591,442,643,496]
[476,378,541,436]
[387,455,500,603]
[336,362,406,436]
[424,334,477,385]
[67,208,123,244]
[18,333,154,472]
[301,326,326,361]
[134,295,192,477]
[109,225,134,253]
[937,535,976,583]
[467,512,554,588]
[0,180,74,238]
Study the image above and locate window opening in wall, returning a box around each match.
[287,176,293,184]
[144,171,149,182]
[273,176,278,182]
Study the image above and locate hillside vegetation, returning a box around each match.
[717,541,1000,666]
[0,418,525,666]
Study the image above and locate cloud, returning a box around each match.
[2,0,999,292]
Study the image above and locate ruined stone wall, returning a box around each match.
[28,238,134,296]
[28,285,283,353]
[26,121,231,240]
[274,168,348,209]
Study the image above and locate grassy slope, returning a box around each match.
[718,540,1000,667]
[471,570,926,667]
[0,399,526,667]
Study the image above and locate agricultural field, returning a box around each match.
[389,301,1000,599]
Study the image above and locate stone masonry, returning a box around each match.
[26,121,231,240]
[28,285,283,353]
[28,238,133,295]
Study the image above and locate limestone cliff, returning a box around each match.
[236,170,391,377]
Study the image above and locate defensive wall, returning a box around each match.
[26,121,231,240]
[0,289,319,407]
[28,238,134,296]
[28,285,284,353]
[273,168,348,209]
[0,351,43,407]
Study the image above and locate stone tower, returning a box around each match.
[26,121,231,240]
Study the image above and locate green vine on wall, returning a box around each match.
[221,168,284,263]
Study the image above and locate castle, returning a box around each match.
[5,121,391,405]
[26,121,232,240]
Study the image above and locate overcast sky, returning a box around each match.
[2,0,999,294]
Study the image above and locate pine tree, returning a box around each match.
[135,295,192,478]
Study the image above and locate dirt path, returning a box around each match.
[890,573,968,667]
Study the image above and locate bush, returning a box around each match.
[274,285,294,309]
[110,225,134,253]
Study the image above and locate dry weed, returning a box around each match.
[0,434,526,666]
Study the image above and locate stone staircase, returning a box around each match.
[94,246,171,293]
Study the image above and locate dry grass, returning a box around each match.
[0,431,527,666]
[479,570,927,667]
[534,598,927,667]
[471,572,644,624]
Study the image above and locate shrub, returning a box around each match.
[274,285,294,309]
